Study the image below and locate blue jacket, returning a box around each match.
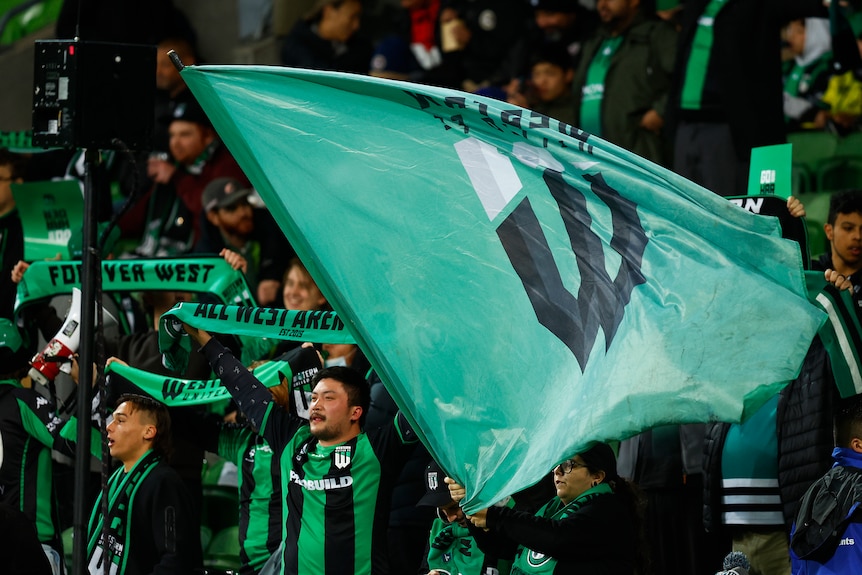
[790,448,862,574]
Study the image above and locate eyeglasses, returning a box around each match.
[557,459,589,475]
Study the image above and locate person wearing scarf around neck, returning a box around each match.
[446,443,648,574]
[790,394,862,574]
[87,393,200,575]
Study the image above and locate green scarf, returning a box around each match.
[87,450,162,575]
[680,0,730,110]
[805,271,862,398]
[105,360,287,405]
[511,483,613,574]
[14,257,257,315]
[159,302,355,372]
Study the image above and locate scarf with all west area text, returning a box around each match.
[87,450,162,575]
[159,302,355,372]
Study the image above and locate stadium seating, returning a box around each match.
[203,525,242,572]
[0,0,63,47]
[201,485,239,535]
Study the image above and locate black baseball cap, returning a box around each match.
[203,177,253,212]
[417,460,453,507]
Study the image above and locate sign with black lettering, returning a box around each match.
[12,180,83,260]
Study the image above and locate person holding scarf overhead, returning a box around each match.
[87,393,199,575]
[447,443,647,574]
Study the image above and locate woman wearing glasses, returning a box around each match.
[446,442,646,574]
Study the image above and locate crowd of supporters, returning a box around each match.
[0,0,861,574]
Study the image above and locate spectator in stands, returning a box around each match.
[87,394,199,575]
[572,0,677,166]
[447,443,647,574]
[814,189,862,294]
[281,257,329,313]
[0,335,74,575]
[125,99,250,257]
[782,18,834,132]
[436,0,532,92]
[112,344,322,575]
[418,460,507,575]
[0,503,53,575]
[196,177,294,306]
[509,43,577,126]
[12,259,213,566]
[181,322,421,575]
[368,0,451,86]
[817,25,862,135]
[0,149,24,319]
[790,393,862,573]
[280,0,373,74]
[154,36,200,154]
[669,0,824,197]
[503,0,599,96]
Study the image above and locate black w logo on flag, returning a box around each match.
[497,170,647,371]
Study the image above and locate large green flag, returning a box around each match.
[183,65,825,510]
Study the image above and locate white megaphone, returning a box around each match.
[29,287,84,386]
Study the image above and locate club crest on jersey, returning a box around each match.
[334,445,352,469]
[527,550,551,567]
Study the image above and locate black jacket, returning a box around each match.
[472,492,636,574]
[280,18,372,74]
[669,0,824,160]
[703,337,835,534]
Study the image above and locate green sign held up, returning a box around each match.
[11,179,83,261]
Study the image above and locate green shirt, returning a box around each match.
[579,36,624,137]
[218,427,281,573]
[680,0,730,110]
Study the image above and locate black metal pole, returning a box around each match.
[72,147,101,575]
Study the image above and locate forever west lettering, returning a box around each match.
[46,262,216,286]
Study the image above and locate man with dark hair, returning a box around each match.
[86,393,199,575]
[280,0,372,74]
[182,324,419,575]
[814,189,862,295]
[790,394,862,572]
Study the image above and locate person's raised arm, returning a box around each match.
[181,321,303,452]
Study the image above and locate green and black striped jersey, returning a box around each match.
[203,339,418,575]
[218,427,282,574]
[0,379,65,546]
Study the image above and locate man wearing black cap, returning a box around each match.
[196,177,294,306]
[418,460,509,575]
